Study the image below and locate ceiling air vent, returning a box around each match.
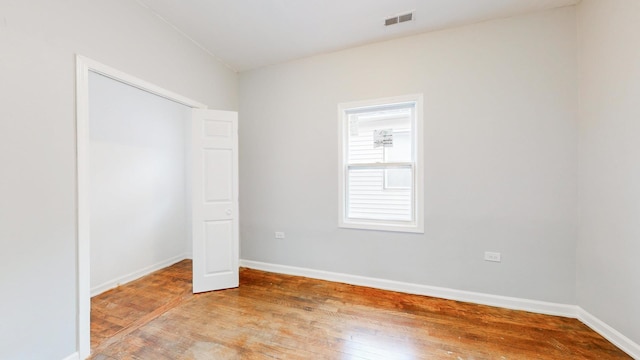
[385,11,414,26]
[385,16,398,26]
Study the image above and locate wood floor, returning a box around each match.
[90,260,630,359]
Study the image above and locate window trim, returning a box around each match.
[338,94,424,233]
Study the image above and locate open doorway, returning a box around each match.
[76,56,239,359]
[88,70,192,296]
[87,70,193,350]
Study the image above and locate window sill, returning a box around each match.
[339,220,424,234]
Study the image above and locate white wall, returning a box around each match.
[0,1,236,359]
[89,72,190,295]
[577,0,640,346]
[239,7,578,304]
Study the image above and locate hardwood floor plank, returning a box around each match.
[90,260,193,350]
[90,260,631,359]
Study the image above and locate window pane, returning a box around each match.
[347,107,413,164]
[384,131,411,163]
[347,113,384,164]
[384,167,412,189]
[347,167,412,221]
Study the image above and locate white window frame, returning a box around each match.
[338,94,424,233]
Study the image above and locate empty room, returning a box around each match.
[1,0,639,359]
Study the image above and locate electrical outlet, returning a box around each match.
[275,231,285,239]
[484,251,501,262]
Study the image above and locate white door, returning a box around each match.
[191,109,239,293]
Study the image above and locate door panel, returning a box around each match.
[192,109,238,293]
[204,149,232,201]
[204,220,233,274]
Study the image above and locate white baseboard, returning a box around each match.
[239,259,577,318]
[91,253,189,297]
[578,307,640,359]
[61,352,79,360]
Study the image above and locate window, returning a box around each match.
[338,94,424,233]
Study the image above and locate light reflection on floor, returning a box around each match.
[340,331,417,360]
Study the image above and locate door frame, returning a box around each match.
[75,55,206,359]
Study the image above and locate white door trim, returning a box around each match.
[75,55,206,359]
